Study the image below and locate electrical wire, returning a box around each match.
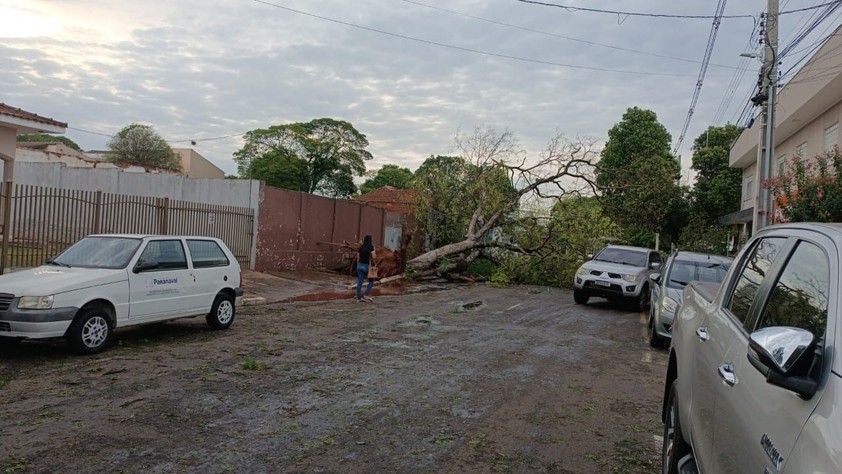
[250,0,692,76]
[712,19,762,125]
[398,0,739,69]
[672,0,728,155]
[515,0,841,19]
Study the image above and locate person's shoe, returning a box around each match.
[363,296,374,302]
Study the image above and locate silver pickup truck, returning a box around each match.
[662,222,842,473]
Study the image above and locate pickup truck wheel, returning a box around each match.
[67,308,113,355]
[633,284,650,312]
[573,289,589,305]
[207,293,235,330]
[663,380,691,474]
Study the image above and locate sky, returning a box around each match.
[1,0,839,182]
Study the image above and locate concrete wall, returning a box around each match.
[0,162,259,208]
[0,126,14,161]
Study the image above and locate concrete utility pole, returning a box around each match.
[756,0,778,232]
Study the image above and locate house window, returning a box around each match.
[776,155,786,176]
[825,123,839,152]
[744,176,754,203]
[796,141,808,158]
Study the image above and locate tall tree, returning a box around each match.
[412,155,474,249]
[17,134,82,151]
[406,127,599,277]
[233,118,371,197]
[106,124,181,171]
[596,107,681,242]
[688,124,743,223]
[360,164,413,194]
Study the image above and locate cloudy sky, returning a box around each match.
[1,0,838,181]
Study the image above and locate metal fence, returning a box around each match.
[0,183,254,272]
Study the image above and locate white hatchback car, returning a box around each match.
[0,234,243,354]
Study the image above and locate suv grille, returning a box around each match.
[0,293,13,311]
[608,273,622,279]
[589,270,602,276]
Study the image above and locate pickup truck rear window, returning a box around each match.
[726,237,786,325]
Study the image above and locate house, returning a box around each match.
[84,148,225,178]
[0,103,67,181]
[726,24,842,241]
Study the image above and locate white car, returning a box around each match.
[0,234,243,354]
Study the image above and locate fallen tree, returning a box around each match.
[406,127,599,278]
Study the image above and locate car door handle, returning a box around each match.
[696,327,709,341]
[718,363,737,386]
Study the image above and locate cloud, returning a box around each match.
[0,0,825,180]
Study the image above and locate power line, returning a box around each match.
[251,0,693,76]
[516,0,754,19]
[68,126,114,138]
[69,126,245,144]
[712,20,762,125]
[516,0,841,19]
[672,0,728,155]
[399,0,740,69]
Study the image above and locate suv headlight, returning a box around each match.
[18,295,54,309]
[576,267,590,276]
[622,274,640,283]
[661,297,678,314]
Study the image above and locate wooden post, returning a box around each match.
[159,197,170,235]
[93,190,102,234]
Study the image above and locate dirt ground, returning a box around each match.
[1,281,668,474]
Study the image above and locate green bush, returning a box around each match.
[766,148,842,223]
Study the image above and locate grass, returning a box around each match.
[241,356,267,371]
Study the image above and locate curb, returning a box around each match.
[241,296,267,306]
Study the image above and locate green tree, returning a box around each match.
[689,124,743,224]
[106,123,181,171]
[17,134,83,151]
[360,164,414,195]
[233,118,371,197]
[499,197,621,287]
[406,127,600,277]
[596,107,681,243]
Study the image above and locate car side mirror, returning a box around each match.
[586,254,594,261]
[133,261,159,273]
[650,273,661,284]
[747,326,819,399]
[650,262,662,271]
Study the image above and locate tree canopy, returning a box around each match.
[360,164,413,195]
[233,118,372,197]
[596,107,681,243]
[106,123,181,171]
[406,127,599,277]
[17,134,83,151]
[688,124,744,224]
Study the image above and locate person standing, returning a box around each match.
[356,235,376,302]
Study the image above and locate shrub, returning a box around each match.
[765,147,842,223]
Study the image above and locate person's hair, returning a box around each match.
[361,234,374,252]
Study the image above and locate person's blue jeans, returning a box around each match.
[356,263,374,300]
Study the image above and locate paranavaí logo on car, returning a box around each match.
[146,277,178,289]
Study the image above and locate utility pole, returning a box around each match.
[756,0,778,232]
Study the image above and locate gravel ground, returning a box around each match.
[1,283,668,473]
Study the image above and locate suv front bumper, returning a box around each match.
[575,276,642,299]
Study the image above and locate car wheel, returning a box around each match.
[634,284,650,312]
[573,289,589,305]
[67,308,113,355]
[207,293,235,330]
[663,380,692,474]
[649,316,665,348]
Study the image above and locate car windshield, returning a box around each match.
[51,236,142,269]
[594,248,648,267]
[667,260,730,288]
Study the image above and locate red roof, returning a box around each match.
[0,103,67,128]
[356,186,418,213]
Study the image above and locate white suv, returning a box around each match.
[573,245,662,311]
[0,234,243,354]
